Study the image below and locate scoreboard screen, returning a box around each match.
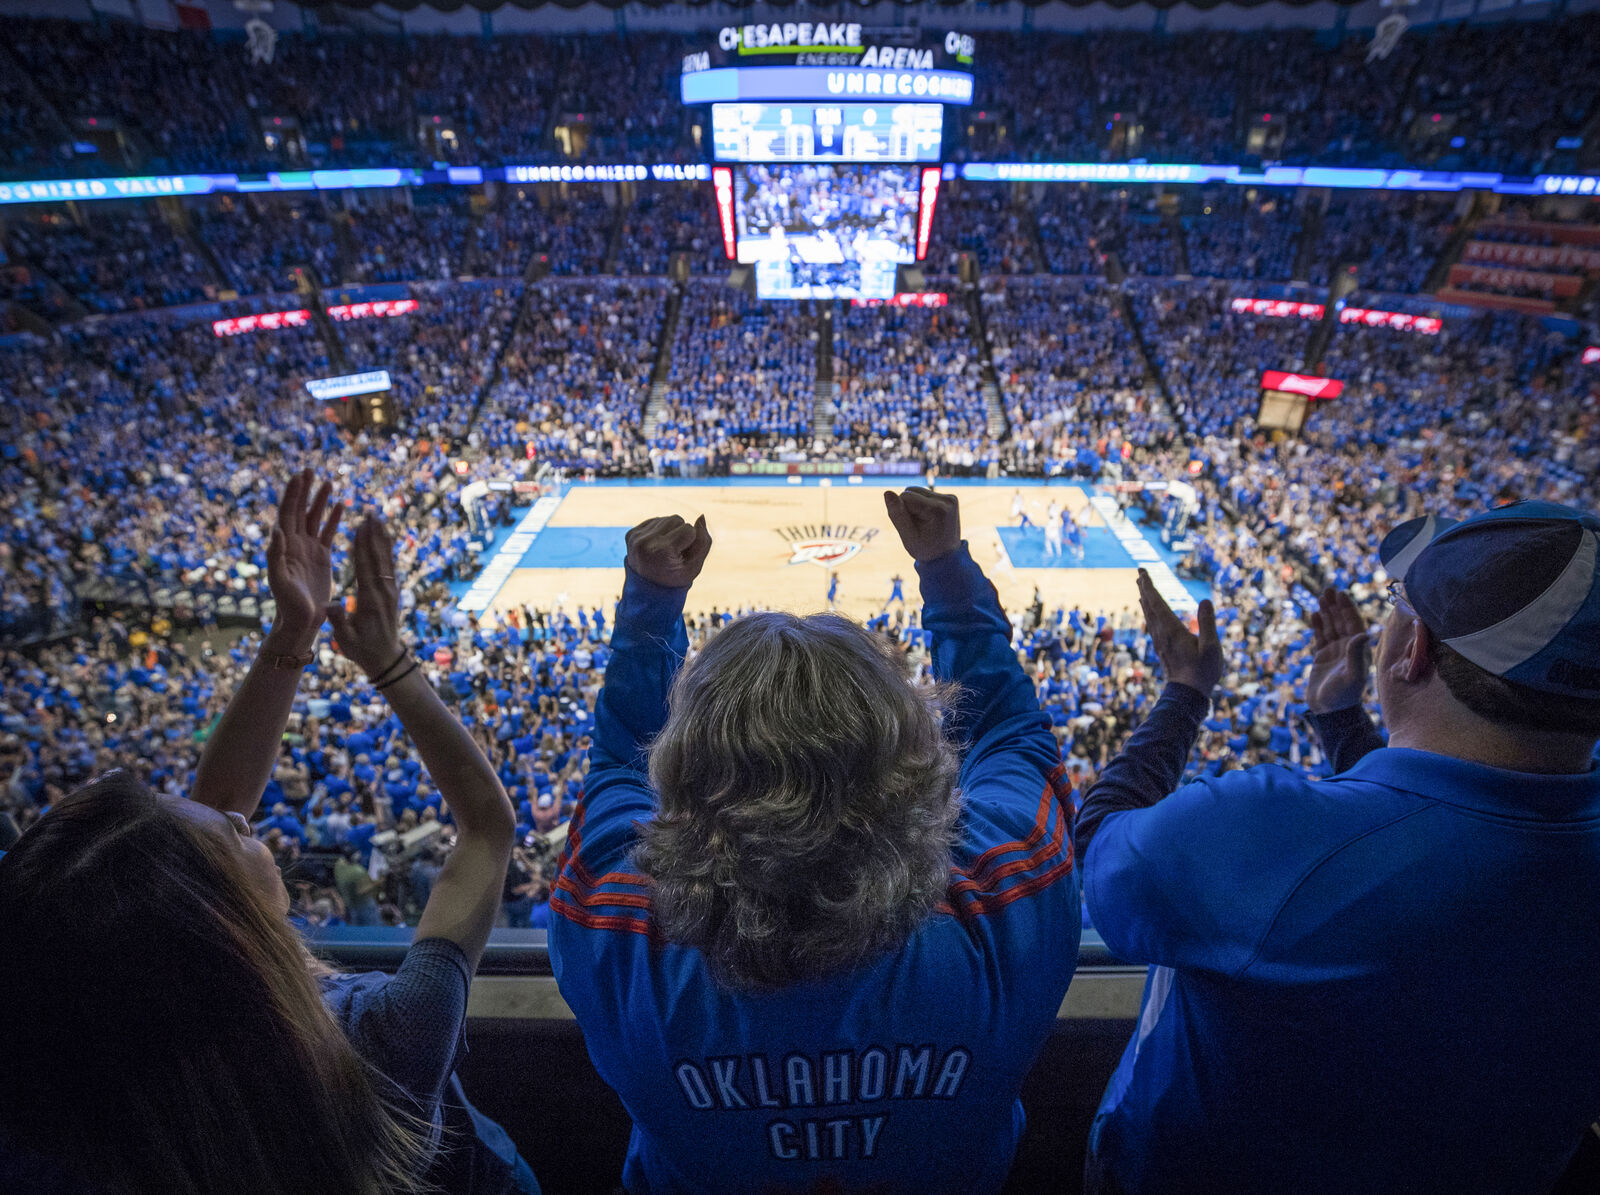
[712,103,943,163]
[734,163,918,300]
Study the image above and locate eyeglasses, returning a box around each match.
[1385,580,1415,614]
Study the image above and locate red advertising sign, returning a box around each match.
[916,166,941,262]
[712,165,737,261]
[1261,370,1345,400]
[1230,296,1441,335]
[213,298,417,337]
[1584,347,1600,366]
[850,293,948,308]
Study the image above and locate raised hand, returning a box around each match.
[1306,586,1371,714]
[266,469,342,652]
[884,487,960,563]
[1138,570,1224,696]
[625,515,712,590]
[325,515,404,679]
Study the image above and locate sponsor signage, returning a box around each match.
[0,174,217,204]
[961,163,1600,196]
[1261,370,1345,399]
[212,298,416,337]
[1463,241,1600,271]
[1447,264,1583,298]
[851,293,948,308]
[697,24,972,72]
[5,160,1595,208]
[915,166,941,261]
[1229,297,1441,335]
[306,370,392,401]
[682,67,974,107]
[1583,347,1600,365]
[711,165,737,260]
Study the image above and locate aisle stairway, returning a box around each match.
[462,258,546,437]
[1112,285,1180,429]
[602,200,627,275]
[163,197,233,296]
[964,285,1010,439]
[298,266,350,374]
[639,282,686,440]
[1422,195,1485,294]
[1291,197,1325,285]
[1165,211,1192,278]
[812,301,836,444]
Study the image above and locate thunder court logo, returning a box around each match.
[776,524,879,568]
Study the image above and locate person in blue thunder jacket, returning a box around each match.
[1079,503,1600,1195]
[549,487,1079,1195]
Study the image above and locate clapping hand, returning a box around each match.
[1138,570,1224,696]
[626,515,713,590]
[326,515,405,679]
[265,469,342,653]
[1306,587,1371,714]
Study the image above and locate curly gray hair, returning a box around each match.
[636,612,961,991]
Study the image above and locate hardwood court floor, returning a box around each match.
[489,483,1148,623]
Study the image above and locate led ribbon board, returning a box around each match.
[306,370,392,401]
[683,67,973,106]
[1230,298,1442,335]
[3,163,1596,206]
[213,299,416,337]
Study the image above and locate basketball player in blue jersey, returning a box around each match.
[549,488,1079,1194]
[1063,509,1085,562]
[884,573,906,611]
[827,570,840,610]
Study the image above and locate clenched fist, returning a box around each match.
[626,515,713,590]
[884,487,961,563]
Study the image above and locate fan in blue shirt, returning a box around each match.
[1080,505,1600,1195]
[549,489,1079,1195]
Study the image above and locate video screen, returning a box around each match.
[735,164,918,300]
[712,103,944,163]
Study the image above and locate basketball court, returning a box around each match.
[456,480,1207,623]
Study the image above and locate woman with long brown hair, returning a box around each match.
[0,471,535,1194]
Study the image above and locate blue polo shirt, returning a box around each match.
[549,545,1078,1194]
[1083,692,1600,1194]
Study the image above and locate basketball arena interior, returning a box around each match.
[2,0,1600,1189]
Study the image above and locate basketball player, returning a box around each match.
[1010,491,1026,524]
[1044,509,1063,560]
[885,573,906,610]
[827,570,840,610]
[1064,509,1086,562]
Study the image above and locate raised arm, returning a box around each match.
[327,516,514,972]
[885,488,1058,792]
[191,470,341,819]
[589,516,709,786]
[1076,571,1223,859]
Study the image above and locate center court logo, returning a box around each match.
[775,524,879,568]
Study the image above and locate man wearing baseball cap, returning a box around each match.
[1077,501,1600,1194]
